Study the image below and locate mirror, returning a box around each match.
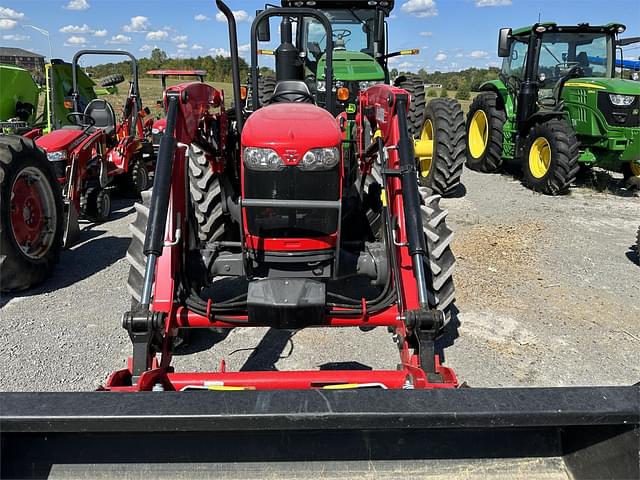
[498,28,512,57]
[375,10,385,43]
[257,12,270,42]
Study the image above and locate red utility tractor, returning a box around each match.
[108,5,456,390]
[34,50,155,246]
[146,69,207,156]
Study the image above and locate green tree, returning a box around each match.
[150,48,168,68]
[455,84,470,100]
[439,88,448,98]
[427,88,438,97]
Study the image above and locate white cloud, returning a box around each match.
[2,33,29,41]
[398,61,415,69]
[215,10,249,23]
[64,35,87,46]
[401,0,438,17]
[176,43,188,49]
[455,52,464,58]
[172,35,187,43]
[210,47,230,56]
[64,0,90,10]
[194,14,209,21]
[469,50,490,58]
[0,7,24,19]
[238,43,250,53]
[0,19,16,29]
[106,34,132,44]
[123,16,149,33]
[419,31,433,37]
[93,29,107,37]
[146,30,168,41]
[191,44,203,51]
[486,61,501,67]
[435,53,447,61]
[59,24,92,34]
[475,0,512,6]
[139,44,158,52]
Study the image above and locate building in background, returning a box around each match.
[0,47,45,79]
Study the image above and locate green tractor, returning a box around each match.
[466,23,640,194]
[252,0,465,196]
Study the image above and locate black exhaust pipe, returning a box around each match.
[215,0,244,133]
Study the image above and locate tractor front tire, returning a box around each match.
[119,158,150,198]
[394,73,426,137]
[100,74,125,87]
[520,119,579,195]
[416,98,466,197]
[0,136,64,292]
[188,145,226,243]
[465,92,506,173]
[84,187,112,221]
[420,190,456,322]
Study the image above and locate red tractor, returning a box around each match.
[146,69,207,156]
[35,50,154,246]
[106,3,456,390]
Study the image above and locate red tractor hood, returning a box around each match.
[35,128,85,152]
[241,103,340,158]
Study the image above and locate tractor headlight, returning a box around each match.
[316,80,326,92]
[609,94,635,106]
[46,151,67,162]
[243,147,285,171]
[358,80,383,90]
[299,147,340,171]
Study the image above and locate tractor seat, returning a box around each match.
[269,80,314,104]
[84,99,116,135]
[62,99,116,135]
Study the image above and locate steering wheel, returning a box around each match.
[333,29,352,39]
[67,112,95,129]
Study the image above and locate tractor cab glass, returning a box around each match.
[502,39,528,81]
[301,9,376,59]
[538,32,613,82]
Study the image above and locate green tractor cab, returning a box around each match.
[466,22,640,194]
[0,64,41,131]
[251,0,466,197]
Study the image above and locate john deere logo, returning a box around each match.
[346,104,356,114]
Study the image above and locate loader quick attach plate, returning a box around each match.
[247,278,326,328]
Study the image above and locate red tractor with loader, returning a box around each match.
[146,69,207,156]
[34,50,155,246]
[0,3,637,478]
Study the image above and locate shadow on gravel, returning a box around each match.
[435,305,461,365]
[173,328,233,356]
[1,236,131,307]
[574,169,640,197]
[625,246,640,266]
[445,182,467,199]
[240,328,295,371]
[319,361,372,370]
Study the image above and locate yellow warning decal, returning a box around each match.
[564,82,606,90]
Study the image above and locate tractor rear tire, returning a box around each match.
[465,92,506,173]
[247,75,276,108]
[188,145,226,243]
[126,190,151,304]
[394,74,426,137]
[100,74,125,87]
[0,136,64,292]
[84,187,112,221]
[520,119,579,195]
[416,98,466,197]
[420,190,456,322]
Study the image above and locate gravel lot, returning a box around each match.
[1,167,639,391]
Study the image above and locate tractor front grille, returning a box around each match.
[244,165,340,239]
[597,93,640,128]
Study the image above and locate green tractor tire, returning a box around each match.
[520,119,580,195]
[415,98,466,197]
[465,92,506,173]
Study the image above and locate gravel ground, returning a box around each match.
[1,167,639,391]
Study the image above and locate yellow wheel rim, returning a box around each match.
[468,110,489,159]
[529,137,552,179]
[630,162,640,177]
[414,119,434,177]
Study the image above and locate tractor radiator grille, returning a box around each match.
[597,92,640,128]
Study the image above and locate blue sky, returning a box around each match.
[1,0,638,72]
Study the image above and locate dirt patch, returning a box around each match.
[452,221,547,310]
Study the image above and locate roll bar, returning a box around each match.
[71,49,140,134]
